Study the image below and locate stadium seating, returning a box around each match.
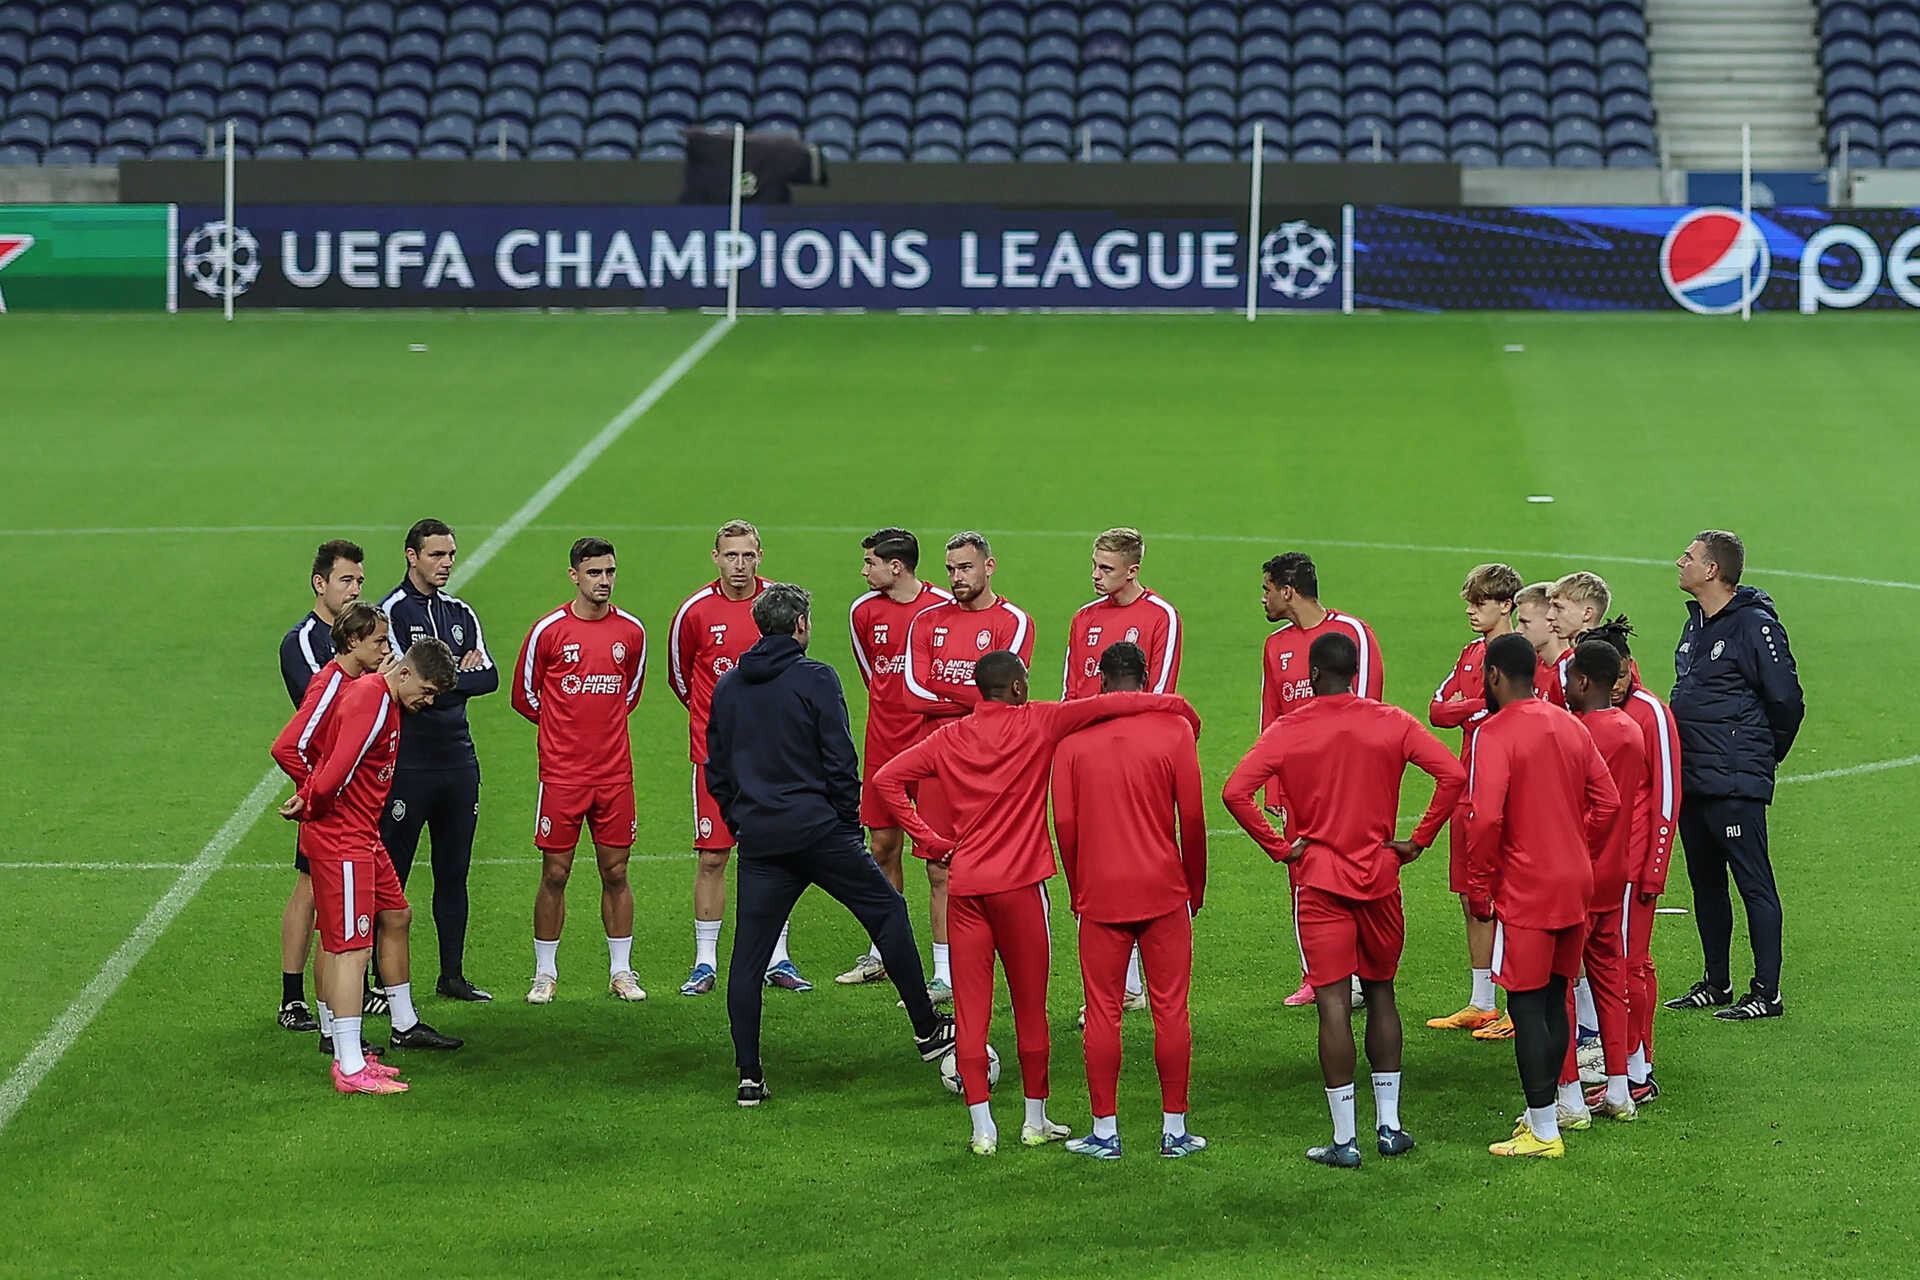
[0,0,1655,165]
[1823,1,1920,166]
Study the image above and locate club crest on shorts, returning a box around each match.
[390,799,406,821]
[612,641,627,664]
[699,817,713,839]
[356,913,371,937]
[539,815,552,837]
[975,629,991,650]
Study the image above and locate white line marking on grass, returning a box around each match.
[0,771,281,1131]
[1,519,1913,596]
[0,319,734,1136]
[1776,754,1920,785]
[526,525,1920,595]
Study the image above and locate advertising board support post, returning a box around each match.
[223,118,235,322]
[1741,121,1752,323]
[725,121,743,322]
[1244,121,1263,322]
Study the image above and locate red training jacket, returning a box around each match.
[1052,711,1206,921]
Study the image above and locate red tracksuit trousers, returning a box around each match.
[1561,905,1629,1085]
[950,883,1054,1106]
[1080,907,1193,1116]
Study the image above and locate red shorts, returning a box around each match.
[1293,885,1404,987]
[858,761,953,838]
[309,844,406,954]
[1492,917,1587,992]
[535,781,636,852]
[691,764,732,851]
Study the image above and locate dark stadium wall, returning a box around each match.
[120,159,1461,208]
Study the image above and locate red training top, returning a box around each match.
[1061,588,1182,700]
[848,581,952,766]
[1464,698,1621,928]
[900,595,1036,717]
[873,692,1199,897]
[1223,693,1465,900]
[1579,706,1648,908]
[297,674,401,858]
[512,603,648,787]
[1052,711,1206,921]
[668,577,767,763]
[1621,673,1683,895]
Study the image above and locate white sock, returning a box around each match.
[866,942,882,963]
[315,999,334,1036]
[1470,967,1496,1010]
[1124,945,1144,997]
[1325,1085,1357,1144]
[932,942,951,984]
[1161,1111,1185,1138]
[1024,1096,1049,1129]
[968,1100,995,1142]
[607,935,633,976]
[387,981,418,1033]
[1627,1046,1650,1084]
[1557,1081,1587,1111]
[1527,1103,1561,1142]
[1605,1074,1631,1106]
[1574,977,1597,1031]
[769,921,792,968]
[1371,1071,1402,1131]
[694,919,720,970]
[533,937,559,979]
[1093,1114,1119,1139]
[333,1015,365,1075]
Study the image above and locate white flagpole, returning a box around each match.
[726,122,744,322]
[1740,122,1752,323]
[223,119,235,322]
[1244,121,1263,321]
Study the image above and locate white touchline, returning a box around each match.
[0,318,734,1136]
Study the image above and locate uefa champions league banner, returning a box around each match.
[167,202,1920,313]
[171,203,1348,310]
[1352,205,1920,313]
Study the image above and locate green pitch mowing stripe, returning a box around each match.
[0,313,1914,1278]
[0,314,731,1134]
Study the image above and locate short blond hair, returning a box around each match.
[1460,562,1522,605]
[1551,571,1611,617]
[714,519,760,549]
[1514,581,1554,611]
[1093,526,1144,566]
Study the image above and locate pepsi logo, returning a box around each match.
[1661,207,1770,316]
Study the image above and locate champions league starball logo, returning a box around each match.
[181,221,261,298]
[1260,221,1337,300]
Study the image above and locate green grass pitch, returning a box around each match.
[0,310,1914,1278]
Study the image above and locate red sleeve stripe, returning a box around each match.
[1328,612,1375,698]
[296,670,345,764]
[614,609,648,708]
[1144,592,1181,693]
[520,608,567,714]
[1631,689,1677,820]
[336,693,391,796]
[667,587,712,699]
[848,590,879,684]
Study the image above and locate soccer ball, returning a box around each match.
[938,1045,999,1096]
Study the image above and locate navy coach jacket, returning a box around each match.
[1671,586,1806,803]
[380,577,498,770]
[705,634,863,858]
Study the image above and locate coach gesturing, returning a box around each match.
[1667,532,1805,1022]
[705,583,955,1107]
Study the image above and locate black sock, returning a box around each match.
[741,1062,763,1083]
[1509,986,1560,1108]
[282,972,304,1005]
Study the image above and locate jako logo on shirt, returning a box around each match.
[1660,207,1770,315]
